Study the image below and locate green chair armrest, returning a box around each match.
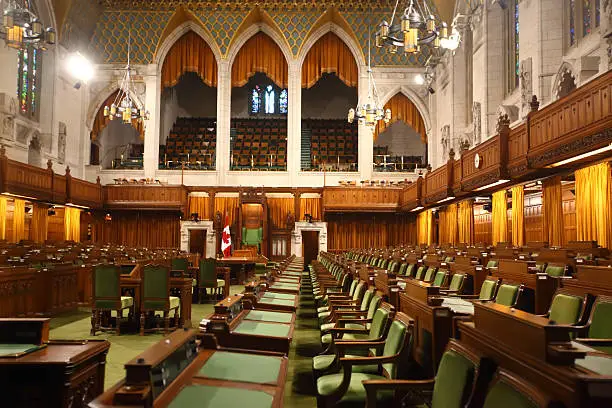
[362,379,435,408]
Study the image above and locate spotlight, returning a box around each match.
[104,213,112,222]
[47,208,56,216]
[67,52,94,84]
[415,74,425,85]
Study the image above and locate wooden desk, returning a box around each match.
[243,281,299,312]
[91,330,287,408]
[561,265,612,297]
[458,301,612,408]
[374,270,399,307]
[217,257,256,284]
[450,256,484,295]
[0,339,110,408]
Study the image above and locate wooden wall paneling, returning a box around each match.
[68,177,103,209]
[460,135,503,192]
[47,207,65,241]
[91,211,181,248]
[323,187,401,212]
[104,185,187,210]
[507,123,529,177]
[400,177,423,211]
[424,161,453,204]
[474,204,492,245]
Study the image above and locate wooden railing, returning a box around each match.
[424,160,453,204]
[67,171,103,209]
[399,178,422,211]
[322,186,402,212]
[104,184,188,210]
[507,123,529,177]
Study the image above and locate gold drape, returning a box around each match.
[0,196,6,240]
[458,200,474,244]
[417,209,433,245]
[300,197,321,221]
[575,162,612,249]
[439,204,458,245]
[542,176,564,247]
[511,185,525,247]
[231,32,288,88]
[30,204,48,243]
[302,32,358,89]
[492,190,508,245]
[64,207,81,242]
[267,197,295,229]
[374,93,426,143]
[188,196,211,220]
[90,90,145,141]
[161,31,218,89]
[214,197,240,226]
[12,199,25,243]
[93,211,180,248]
[327,213,416,249]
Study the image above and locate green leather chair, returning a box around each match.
[140,264,180,335]
[423,267,436,283]
[320,305,392,346]
[242,227,263,249]
[171,257,189,277]
[316,313,412,407]
[478,278,500,301]
[542,291,585,326]
[320,293,383,334]
[318,281,367,323]
[575,296,612,353]
[494,283,523,307]
[482,370,550,408]
[544,264,566,277]
[414,265,427,280]
[397,263,408,276]
[91,264,133,336]
[197,258,226,303]
[441,273,465,295]
[431,271,448,287]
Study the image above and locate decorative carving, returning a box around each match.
[15,122,30,145]
[472,102,482,144]
[495,114,510,134]
[58,122,67,164]
[440,125,451,159]
[214,211,222,230]
[529,95,540,112]
[286,212,295,231]
[496,104,519,123]
[527,128,612,168]
[553,63,577,100]
[519,57,533,118]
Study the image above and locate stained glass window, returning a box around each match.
[568,0,600,48]
[569,0,576,45]
[265,85,275,114]
[16,46,41,119]
[583,0,592,36]
[506,0,519,94]
[514,0,520,90]
[251,86,261,114]
[595,0,600,27]
[279,89,288,114]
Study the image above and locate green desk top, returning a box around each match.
[234,320,291,338]
[245,310,294,324]
[0,344,44,357]
[169,385,273,408]
[270,283,299,290]
[575,354,612,376]
[196,351,282,384]
[261,292,296,300]
[259,298,296,307]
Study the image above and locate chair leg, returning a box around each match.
[90,309,97,336]
[174,308,179,328]
[116,309,122,335]
[164,311,170,335]
[140,312,145,336]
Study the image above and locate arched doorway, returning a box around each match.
[301,32,358,172]
[159,30,218,170]
[373,93,427,172]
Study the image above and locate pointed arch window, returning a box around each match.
[264,85,275,114]
[505,0,520,94]
[17,46,41,120]
[567,0,601,47]
[249,82,287,116]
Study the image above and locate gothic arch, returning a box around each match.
[297,23,366,76]
[380,87,432,140]
[154,21,221,69]
[227,24,293,69]
[86,86,144,132]
[551,61,578,101]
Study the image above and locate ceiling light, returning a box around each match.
[546,143,612,168]
[410,206,424,212]
[473,180,510,191]
[415,74,425,85]
[67,53,94,83]
[436,196,456,203]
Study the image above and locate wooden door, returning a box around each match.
[302,231,319,270]
[189,229,206,258]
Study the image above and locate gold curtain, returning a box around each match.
[492,190,508,245]
[326,213,415,249]
[64,207,81,242]
[30,204,48,243]
[188,196,211,220]
[0,196,6,240]
[93,211,180,248]
[542,176,565,247]
[458,200,474,245]
[161,31,218,89]
[417,209,433,245]
[231,32,288,88]
[575,162,612,249]
[267,197,295,229]
[90,90,145,141]
[374,93,426,143]
[302,32,358,89]
[511,185,525,247]
[214,197,240,226]
[12,198,25,243]
[439,204,458,245]
[300,197,321,221]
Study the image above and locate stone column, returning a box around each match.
[287,62,302,184]
[216,61,231,185]
[143,65,160,178]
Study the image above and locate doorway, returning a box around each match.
[302,231,319,271]
[189,229,207,258]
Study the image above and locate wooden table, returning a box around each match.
[217,257,256,284]
[0,339,110,408]
[90,330,287,408]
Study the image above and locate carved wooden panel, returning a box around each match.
[507,123,529,177]
[322,187,401,212]
[424,163,453,204]
[104,185,188,210]
[399,178,422,211]
[69,178,103,209]
[461,136,503,192]
[528,70,612,168]
[1,159,53,201]
[474,209,492,246]
[53,173,67,204]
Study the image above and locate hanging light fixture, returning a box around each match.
[0,0,55,49]
[104,32,149,125]
[348,26,390,129]
[375,0,457,54]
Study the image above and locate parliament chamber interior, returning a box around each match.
[0,0,611,407]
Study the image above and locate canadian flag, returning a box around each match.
[221,214,232,257]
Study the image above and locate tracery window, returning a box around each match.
[17,46,41,120]
[568,0,601,47]
[505,0,520,94]
[250,83,287,115]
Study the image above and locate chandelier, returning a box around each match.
[1,0,56,49]
[348,31,390,129]
[375,0,459,54]
[104,34,149,124]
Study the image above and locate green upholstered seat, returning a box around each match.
[91,264,133,335]
[415,266,427,280]
[545,265,566,277]
[482,380,537,408]
[444,256,454,263]
[486,260,498,268]
[196,351,281,384]
[406,264,416,277]
[398,263,408,276]
[321,306,389,345]
[171,258,189,275]
[432,271,446,287]
[548,293,582,325]
[141,264,179,335]
[423,268,435,282]
[479,279,497,300]
[169,385,274,408]
[169,296,180,310]
[242,227,263,247]
[585,299,612,353]
[495,284,519,307]
[198,258,224,301]
[448,274,465,292]
[320,322,335,332]
[430,349,477,408]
